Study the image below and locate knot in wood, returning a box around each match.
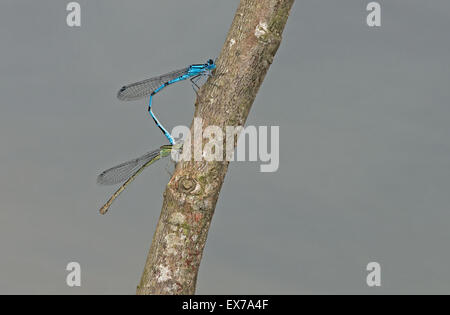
[179,176,197,194]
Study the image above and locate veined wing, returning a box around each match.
[97,144,182,214]
[97,148,162,185]
[117,67,189,101]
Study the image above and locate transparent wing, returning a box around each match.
[97,148,162,185]
[117,67,189,101]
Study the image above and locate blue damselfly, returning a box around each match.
[117,59,216,144]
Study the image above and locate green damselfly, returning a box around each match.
[97,143,182,214]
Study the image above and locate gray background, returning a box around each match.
[0,0,449,294]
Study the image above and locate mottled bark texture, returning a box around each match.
[136,0,294,295]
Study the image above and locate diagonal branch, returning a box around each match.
[136,0,295,295]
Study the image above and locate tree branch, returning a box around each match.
[136,0,294,295]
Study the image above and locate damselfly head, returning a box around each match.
[206,59,216,70]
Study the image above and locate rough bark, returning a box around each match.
[136,0,294,295]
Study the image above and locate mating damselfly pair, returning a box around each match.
[97,59,216,214]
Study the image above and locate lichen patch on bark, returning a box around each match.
[255,21,268,38]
